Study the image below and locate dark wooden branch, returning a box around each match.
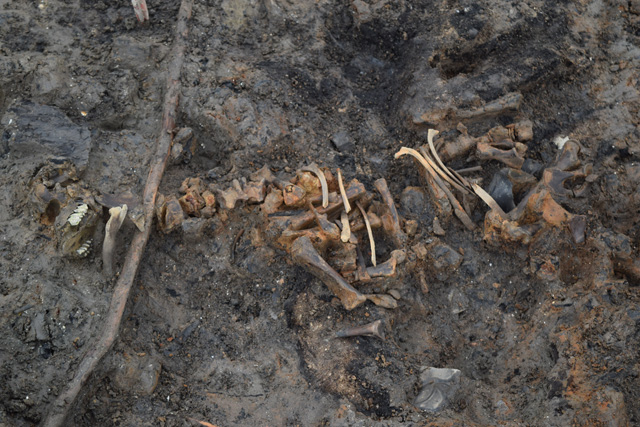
[41,1,193,425]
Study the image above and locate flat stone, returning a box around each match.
[1,100,91,172]
[415,367,461,412]
[426,238,463,272]
[488,169,516,212]
[331,131,355,152]
[113,353,162,396]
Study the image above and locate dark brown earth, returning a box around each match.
[1,0,640,425]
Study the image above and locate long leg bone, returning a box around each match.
[291,236,366,310]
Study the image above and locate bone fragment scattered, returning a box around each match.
[335,320,385,339]
[340,211,351,243]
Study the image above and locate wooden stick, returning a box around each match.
[41,1,193,425]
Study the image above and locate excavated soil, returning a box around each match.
[1,0,640,425]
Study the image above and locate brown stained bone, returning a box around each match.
[512,120,534,142]
[505,168,537,196]
[244,179,267,204]
[417,92,522,125]
[279,226,340,253]
[415,145,470,195]
[301,163,329,208]
[366,256,396,277]
[289,180,366,230]
[327,242,358,274]
[490,186,586,244]
[395,147,454,218]
[349,210,382,233]
[283,183,306,207]
[336,320,385,339]
[157,195,185,233]
[555,139,582,171]
[455,165,483,174]
[421,165,453,220]
[291,236,366,310]
[178,184,205,217]
[484,209,533,245]
[542,168,588,197]
[366,249,405,278]
[477,142,525,169]
[217,179,249,209]
[250,164,276,183]
[31,183,62,225]
[355,246,371,282]
[365,294,398,309]
[180,177,202,193]
[455,92,523,121]
[200,190,216,217]
[416,148,477,230]
[374,178,407,247]
[308,191,340,206]
[308,202,342,239]
[439,132,477,162]
[262,189,284,214]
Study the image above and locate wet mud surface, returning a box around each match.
[1,0,640,425]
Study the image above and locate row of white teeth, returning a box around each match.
[67,204,89,227]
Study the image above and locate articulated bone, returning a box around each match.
[288,180,366,231]
[291,236,366,310]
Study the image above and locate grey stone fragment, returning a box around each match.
[426,238,463,272]
[415,367,461,412]
[488,169,515,212]
[331,131,355,152]
[1,100,91,172]
[33,313,48,341]
[113,353,162,396]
